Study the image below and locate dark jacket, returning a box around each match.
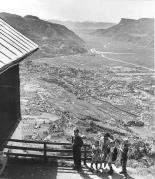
[72,135,83,149]
[121,144,128,161]
[112,147,118,162]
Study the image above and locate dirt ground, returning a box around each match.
[0,158,127,179]
[2,158,155,179]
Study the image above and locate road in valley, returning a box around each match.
[91,48,154,71]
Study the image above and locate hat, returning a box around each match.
[74,127,79,133]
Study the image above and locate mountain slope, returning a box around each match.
[49,20,115,30]
[93,18,154,47]
[0,13,86,57]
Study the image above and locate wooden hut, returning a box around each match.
[0,18,38,149]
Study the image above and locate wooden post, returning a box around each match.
[44,142,46,161]
[84,145,87,165]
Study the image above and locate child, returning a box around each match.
[91,140,101,170]
[72,128,83,171]
[100,132,112,169]
[119,138,129,179]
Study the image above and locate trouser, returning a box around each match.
[73,147,81,169]
[109,163,114,174]
[101,150,109,167]
[121,159,127,176]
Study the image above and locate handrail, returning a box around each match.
[3,139,91,164]
[5,138,90,147]
[4,152,91,161]
[4,145,91,153]
[6,138,71,145]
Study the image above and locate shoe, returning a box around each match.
[123,173,127,178]
[94,170,97,174]
[72,166,78,170]
[77,167,82,172]
[119,171,124,174]
[107,170,113,175]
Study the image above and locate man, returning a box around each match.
[72,128,83,171]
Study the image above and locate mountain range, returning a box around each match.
[49,20,115,31]
[93,18,154,47]
[0,13,86,57]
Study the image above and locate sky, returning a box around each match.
[0,0,154,22]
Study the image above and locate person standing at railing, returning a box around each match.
[72,128,83,172]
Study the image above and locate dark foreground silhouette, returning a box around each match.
[1,158,135,179]
[1,158,58,179]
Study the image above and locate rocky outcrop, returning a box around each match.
[0,12,86,57]
[93,18,154,47]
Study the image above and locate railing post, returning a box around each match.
[44,142,47,161]
[84,145,87,165]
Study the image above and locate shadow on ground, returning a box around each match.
[1,158,136,179]
[1,158,58,179]
[79,165,135,179]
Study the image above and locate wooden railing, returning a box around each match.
[3,139,91,165]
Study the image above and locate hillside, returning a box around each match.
[0,13,86,57]
[0,13,154,178]
[49,20,115,31]
[93,18,154,47]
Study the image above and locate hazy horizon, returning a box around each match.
[0,0,155,23]
[0,11,154,24]
[47,17,155,23]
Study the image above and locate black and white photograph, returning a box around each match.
[0,0,154,178]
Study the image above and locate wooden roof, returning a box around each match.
[0,18,38,74]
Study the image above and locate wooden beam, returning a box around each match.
[5,139,90,147]
[4,145,91,153]
[4,152,92,160]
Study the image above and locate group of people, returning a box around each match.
[72,128,129,179]
[91,132,129,178]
